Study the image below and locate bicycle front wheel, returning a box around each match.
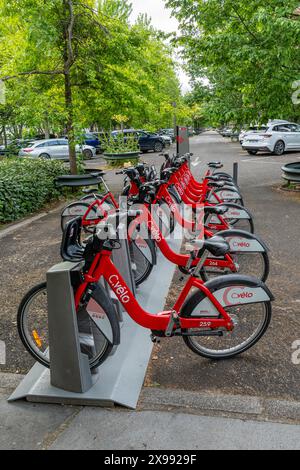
[17,283,117,370]
[201,251,269,282]
[129,237,156,286]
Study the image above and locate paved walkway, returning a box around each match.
[1,373,300,450]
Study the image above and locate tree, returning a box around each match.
[0,0,186,170]
[0,0,107,174]
[166,0,300,125]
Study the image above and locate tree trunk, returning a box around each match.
[63,0,77,175]
[64,71,77,175]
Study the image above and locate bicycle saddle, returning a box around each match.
[208,162,223,169]
[61,217,85,262]
[206,175,232,182]
[187,236,230,258]
[161,168,177,177]
[82,187,99,194]
[204,206,229,216]
[207,180,227,188]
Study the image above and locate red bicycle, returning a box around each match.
[62,172,269,282]
[17,212,274,369]
[61,170,156,286]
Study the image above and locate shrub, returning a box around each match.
[0,158,66,222]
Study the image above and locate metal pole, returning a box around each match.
[233,162,238,185]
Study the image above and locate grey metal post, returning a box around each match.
[47,261,93,393]
[233,162,239,185]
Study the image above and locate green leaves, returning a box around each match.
[0,158,65,222]
[0,0,187,137]
[167,0,300,125]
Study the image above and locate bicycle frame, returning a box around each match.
[129,205,237,272]
[81,191,118,229]
[155,183,232,233]
[74,249,233,332]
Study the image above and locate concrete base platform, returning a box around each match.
[8,230,182,409]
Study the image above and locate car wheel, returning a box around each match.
[39,153,51,160]
[141,149,148,154]
[247,150,258,155]
[83,149,93,160]
[273,140,285,156]
[154,142,163,153]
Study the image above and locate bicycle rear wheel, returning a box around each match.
[17,283,119,370]
[181,282,272,360]
[201,251,269,282]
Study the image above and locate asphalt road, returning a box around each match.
[1,134,300,403]
[148,132,300,401]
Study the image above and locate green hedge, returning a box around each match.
[0,158,66,222]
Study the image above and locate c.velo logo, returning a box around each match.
[228,238,251,249]
[108,275,130,304]
[222,287,254,306]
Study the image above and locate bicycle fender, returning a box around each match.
[216,203,253,220]
[215,229,269,252]
[168,185,182,204]
[182,275,274,318]
[209,188,242,202]
[86,283,120,346]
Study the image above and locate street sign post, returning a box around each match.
[176,126,190,157]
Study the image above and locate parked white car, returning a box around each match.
[239,126,268,144]
[19,139,96,160]
[242,121,300,156]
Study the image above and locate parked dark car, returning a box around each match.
[158,128,175,142]
[111,129,165,153]
[83,132,101,151]
[90,132,109,153]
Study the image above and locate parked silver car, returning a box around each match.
[242,121,300,156]
[19,139,96,160]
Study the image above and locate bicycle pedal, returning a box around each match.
[150,334,160,344]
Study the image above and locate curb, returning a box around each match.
[2,373,300,426]
[140,387,300,425]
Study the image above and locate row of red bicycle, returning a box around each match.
[17,152,274,369]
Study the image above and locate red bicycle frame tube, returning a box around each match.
[156,183,234,233]
[128,180,142,197]
[129,205,236,272]
[82,192,118,228]
[74,250,233,332]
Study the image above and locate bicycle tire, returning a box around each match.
[201,251,269,283]
[61,201,99,232]
[181,277,272,359]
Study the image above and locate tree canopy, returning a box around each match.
[0,0,190,172]
[166,0,300,126]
